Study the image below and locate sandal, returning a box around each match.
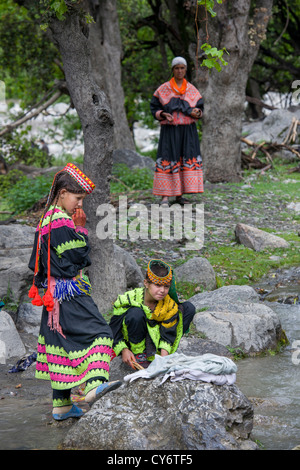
[175,196,190,205]
[52,404,85,421]
[85,380,122,405]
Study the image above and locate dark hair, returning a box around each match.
[42,171,85,216]
[145,262,169,281]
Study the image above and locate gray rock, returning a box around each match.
[113,244,144,288]
[0,224,35,262]
[189,285,283,355]
[174,257,216,291]
[235,223,290,251]
[113,148,155,170]
[62,377,257,450]
[242,108,299,144]
[17,303,42,336]
[0,310,26,362]
[0,257,33,303]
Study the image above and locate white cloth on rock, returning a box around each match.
[124,352,237,385]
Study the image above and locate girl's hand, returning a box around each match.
[160,348,169,357]
[121,348,137,368]
[72,208,86,227]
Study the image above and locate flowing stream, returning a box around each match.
[0,270,299,450]
[236,301,300,450]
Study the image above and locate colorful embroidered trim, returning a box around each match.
[36,335,113,394]
[147,259,172,286]
[55,237,87,258]
[64,163,95,194]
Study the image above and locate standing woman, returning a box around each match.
[150,57,204,206]
[28,163,121,421]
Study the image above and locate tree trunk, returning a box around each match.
[194,0,273,183]
[87,0,135,150]
[49,11,126,313]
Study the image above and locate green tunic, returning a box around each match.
[109,287,183,357]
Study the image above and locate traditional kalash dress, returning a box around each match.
[150,77,204,197]
[28,164,116,412]
[109,260,195,367]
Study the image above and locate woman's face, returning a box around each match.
[57,189,86,215]
[144,280,170,302]
[173,64,187,81]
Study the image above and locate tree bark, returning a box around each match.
[49,11,126,313]
[87,0,135,150]
[194,0,273,183]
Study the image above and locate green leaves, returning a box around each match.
[200,43,229,72]
[49,0,68,20]
[197,0,223,18]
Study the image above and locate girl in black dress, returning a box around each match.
[28,163,121,421]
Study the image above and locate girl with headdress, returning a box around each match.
[150,57,204,207]
[28,163,121,421]
[109,259,195,368]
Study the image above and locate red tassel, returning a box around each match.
[42,289,54,312]
[28,284,38,299]
[32,294,43,306]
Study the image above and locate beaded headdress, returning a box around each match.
[147,259,172,286]
[146,259,179,303]
[64,163,95,194]
[28,163,95,317]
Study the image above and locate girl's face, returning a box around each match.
[144,280,170,302]
[57,189,86,215]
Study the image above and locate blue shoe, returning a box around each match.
[88,380,122,405]
[52,404,85,421]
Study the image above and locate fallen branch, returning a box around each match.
[241,119,300,161]
[0,90,62,138]
[245,95,277,111]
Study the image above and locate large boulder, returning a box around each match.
[0,224,35,303]
[62,376,257,450]
[113,244,144,289]
[235,223,290,252]
[0,224,35,262]
[113,148,155,170]
[0,257,33,303]
[189,285,284,355]
[174,257,216,291]
[0,310,26,363]
[242,108,300,144]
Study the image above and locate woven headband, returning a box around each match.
[64,163,95,194]
[147,259,173,286]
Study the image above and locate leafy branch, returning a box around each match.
[196,0,229,72]
[201,43,229,71]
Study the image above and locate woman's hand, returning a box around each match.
[72,208,86,227]
[160,111,174,122]
[190,108,202,119]
[121,348,137,368]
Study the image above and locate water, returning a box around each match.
[0,399,66,450]
[236,302,300,450]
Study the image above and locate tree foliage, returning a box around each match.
[250,0,300,96]
[0,0,63,107]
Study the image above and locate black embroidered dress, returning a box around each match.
[28,206,113,397]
